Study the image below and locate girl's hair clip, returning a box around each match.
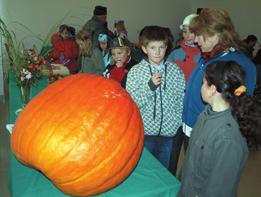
[234,85,246,96]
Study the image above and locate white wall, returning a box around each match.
[0,36,3,97]
[1,0,193,97]
[2,0,260,48]
[2,0,259,97]
[2,0,191,47]
[0,0,6,97]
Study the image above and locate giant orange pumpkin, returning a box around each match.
[11,73,144,196]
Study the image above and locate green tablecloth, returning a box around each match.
[8,72,180,197]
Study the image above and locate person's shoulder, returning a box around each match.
[170,46,184,55]
[84,18,92,26]
[167,45,186,62]
[214,124,245,151]
[165,61,185,80]
[51,33,62,46]
[129,59,148,72]
[212,112,241,139]
[173,44,183,51]
[128,58,139,67]
[211,51,255,70]
[64,38,77,45]
[83,17,98,30]
[105,64,115,72]
[165,60,182,71]
[93,47,102,54]
[224,51,253,63]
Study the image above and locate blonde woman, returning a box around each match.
[182,8,256,148]
[76,30,104,75]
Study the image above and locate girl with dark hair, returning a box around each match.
[178,61,261,197]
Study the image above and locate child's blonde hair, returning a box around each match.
[110,46,130,65]
[114,21,126,33]
[76,30,93,57]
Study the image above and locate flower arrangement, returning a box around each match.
[0,18,55,86]
[0,18,55,109]
[1,18,71,88]
[15,48,48,87]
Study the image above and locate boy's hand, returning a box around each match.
[151,73,162,86]
[148,73,162,91]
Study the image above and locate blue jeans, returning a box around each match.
[168,127,185,176]
[144,136,173,168]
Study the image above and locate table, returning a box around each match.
[8,72,180,197]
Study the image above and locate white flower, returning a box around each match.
[25,72,32,79]
[22,68,27,74]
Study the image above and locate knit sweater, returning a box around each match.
[126,59,185,136]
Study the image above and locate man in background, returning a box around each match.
[83,5,113,48]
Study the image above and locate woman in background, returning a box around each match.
[182,8,256,149]
[76,30,104,75]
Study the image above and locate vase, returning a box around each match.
[19,85,31,107]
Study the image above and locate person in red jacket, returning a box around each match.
[167,14,201,176]
[51,24,79,74]
[167,14,200,82]
[103,36,137,88]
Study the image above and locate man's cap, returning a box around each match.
[94,5,107,16]
[109,37,129,49]
[179,14,198,30]
[114,20,125,27]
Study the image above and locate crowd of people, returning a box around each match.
[49,5,261,197]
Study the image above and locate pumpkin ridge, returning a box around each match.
[17,76,103,166]
[12,75,89,155]
[88,108,143,190]
[22,94,77,167]
[45,82,132,181]
[56,101,141,188]
[12,77,82,160]
[86,132,143,196]
[12,74,144,196]
[48,104,131,183]
[34,78,107,170]
[66,139,143,196]
[59,115,143,196]
[52,95,135,185]
[33,95,93,167]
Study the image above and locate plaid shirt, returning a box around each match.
[126,59,185,136]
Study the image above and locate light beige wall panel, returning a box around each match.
[190,0,260,42]
[2,0,192,46]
